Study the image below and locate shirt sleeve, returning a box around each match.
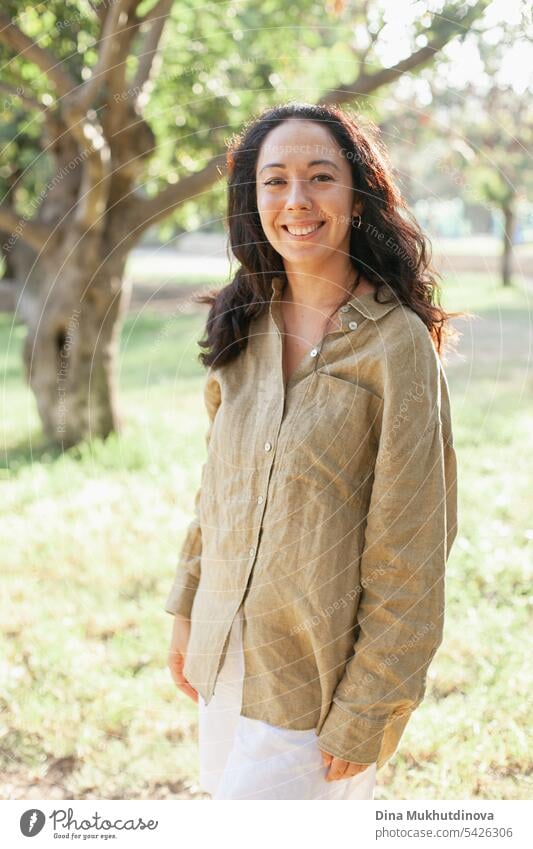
[164,369,222,618]
[316,323,458,764]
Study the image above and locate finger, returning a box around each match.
[326,757,350,782]
[169,662,198,702]
[175,671,198,701]
[344,765,362,778]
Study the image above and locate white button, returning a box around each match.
[340,305,350,312]
[257,495,264,504]
[310,348,319,358]
[348,320,358,330]
[264,441,272,451]
[249,547,255,557]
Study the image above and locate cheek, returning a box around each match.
[324,193,352,236]
[324,186,352,215]
[257,190,278,214]
[255,188,273,210]
[256,191,278,226]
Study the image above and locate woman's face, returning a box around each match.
[255,118,361,268]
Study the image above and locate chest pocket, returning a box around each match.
[275,371,383,505]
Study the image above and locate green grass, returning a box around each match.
[0,272,531,800]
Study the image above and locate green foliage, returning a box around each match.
[1,0,491,238]
[0,1,98,212]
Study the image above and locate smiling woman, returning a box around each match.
[256,129,357,253]
[165,101,460,800]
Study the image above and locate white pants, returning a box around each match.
[197,606,377,800]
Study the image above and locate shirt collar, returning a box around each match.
[270,276,401,321]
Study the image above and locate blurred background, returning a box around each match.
[0,0,531,800]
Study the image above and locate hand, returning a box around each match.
[167,613,198,703]
[318,748,373,782]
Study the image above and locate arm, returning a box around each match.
[317,325,458,765]
[164,369,222,618]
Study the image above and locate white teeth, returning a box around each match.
[285,222,323,236]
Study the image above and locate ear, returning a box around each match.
[352,201,364,217]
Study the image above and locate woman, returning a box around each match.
[166,102,459,800]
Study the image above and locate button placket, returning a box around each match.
[274,310,353,469]
[210,420,280,702]
[241,365,287,606]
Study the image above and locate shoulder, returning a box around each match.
[371,305,441,405]
[380,303,435,352]
[377,304,438,371]
[351,284,437,365]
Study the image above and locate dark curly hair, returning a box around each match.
[195,101,461,367]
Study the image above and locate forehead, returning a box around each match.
[256,119,347,169]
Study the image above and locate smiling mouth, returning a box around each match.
[282,221,326,237]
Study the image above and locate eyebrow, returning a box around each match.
[258,158,341,175]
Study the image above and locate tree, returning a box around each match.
[436,75,532,287]
[0,0,489,447]
[408,5,533,285]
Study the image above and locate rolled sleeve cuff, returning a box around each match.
[317,701,388,764]
[164,570,200,618]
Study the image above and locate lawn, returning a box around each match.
[0,271,531,800]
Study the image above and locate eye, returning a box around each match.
[263,174,334,186]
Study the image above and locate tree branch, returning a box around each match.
[100,6,144,131]
[0,205,53,253]
[0,81,46,113]
[129,0,173,101]
[73,0,133,113]
[356,13,387,72]
[0,80,66,135]
[321,43,443,104]
[136,0,173,25]
[0,14,77,99]
[320,3,489,104]
[87,0,143,25]
[126,153,226,242]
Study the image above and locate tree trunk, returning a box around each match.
[501,202,514,287]
[22,231,131,448]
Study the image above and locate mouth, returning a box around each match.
[281,220,326,240]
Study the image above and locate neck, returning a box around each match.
[282,260,358,310]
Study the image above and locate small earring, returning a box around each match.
[351,214,362,230]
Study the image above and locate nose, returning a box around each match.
[285,177,312,210]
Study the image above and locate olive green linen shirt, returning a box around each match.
[165,275,458,769]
